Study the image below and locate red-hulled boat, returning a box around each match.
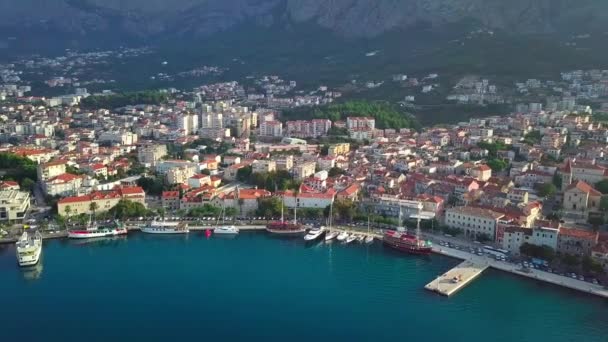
[265,221,306,235]
[383,230,432,255]
[266,200,306,235]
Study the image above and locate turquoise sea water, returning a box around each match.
[0,232,607,342]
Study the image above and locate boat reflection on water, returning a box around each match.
[21,260,43,281]
[68,235,128,247]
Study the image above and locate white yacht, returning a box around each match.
[345,234,357,244]
[140,221,189,234]
[325,230,339,241]
[364,235,374,244]
[16,231,42,267]
[304,227,325,241]
[214,225,239,235]
[336,231,349,242]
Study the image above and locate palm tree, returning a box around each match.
[157,207,166,220]
[238,198,245,216]
[89,202,99,220]
[64,205,72,221]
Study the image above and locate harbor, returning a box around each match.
[4,221,608,299]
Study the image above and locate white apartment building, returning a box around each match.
[166,165,198,185]
[293,161,316,180]
[137,144,168,167]
[259,120,283,137]
[346,117,375,130]
[444,207,504,240]
[37,160,66,181]
[0,190,30,222]
[98,131,138,145]
[178,113,199,135]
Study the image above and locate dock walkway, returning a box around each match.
[425,260,489,296]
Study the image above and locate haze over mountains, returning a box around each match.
[1,0,607,40]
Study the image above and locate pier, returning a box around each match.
[425,260,489,296]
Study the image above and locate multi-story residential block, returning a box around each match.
[166,165,197,185]
[275,155,294,171]
[563,180,602,217]
[444,206,504,240]
[42,173,84,197]
[0,190,30,222]
[37,160,67,181]
[137,144,167,167]
[259,120,283,137]
[98,131,138,145]
[252,160,277,174]
[293,161,316,180]
[557,227,598,256]
[328,143,350,156]
[178,113,199,135]
[57,187,145,217]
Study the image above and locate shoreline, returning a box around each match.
[4,225,607,299]
[432,245,608,299]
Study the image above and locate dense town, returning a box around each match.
[3,45,608,292]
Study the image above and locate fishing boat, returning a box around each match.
[140,221,189,234]
[304,226,325,241]
[266,196,305,235]
[325,230,339,241]
[336,231,349,241]
[15,231,42,267]
[345,234,357,244]
[68,220,127,239]
[383,204,432,255]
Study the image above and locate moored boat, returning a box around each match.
[265,196,305,235]
[364,235,374,244]
[214,225,239,235]
[325,230,339,241]
[16,231,42,267]
[304,227,325,241]
[336,231,349,241]
[382,203,432,255]
[68,221,127,239]
[140,221,189,234]
[345,234,357,244]
[356,235,365,243]
[383,230,432,255]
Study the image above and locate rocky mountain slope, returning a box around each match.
[0,0,606,39]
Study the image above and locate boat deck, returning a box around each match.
[424,260,489,296]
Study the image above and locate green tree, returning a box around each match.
[21,177,35,191]
[256,197,283,217]
[109,199,149,219]
[535,183,557,198]
[595,180,608,194]
[89,202,99,219]
[520,243,556,261]
[64,205,72,221]
[328,167,346,177]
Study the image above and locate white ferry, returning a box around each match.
[68,221,128,239]
[140,221,189,234]
[16,231,42,267]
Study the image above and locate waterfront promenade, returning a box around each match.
[432,244,608,299]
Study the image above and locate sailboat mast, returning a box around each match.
[280,194,284,223]
[416,203,422,239]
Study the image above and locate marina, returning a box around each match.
[4,222,608,299]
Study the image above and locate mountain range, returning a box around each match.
[1,0,607,40]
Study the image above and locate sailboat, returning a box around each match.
[364,215,374,244]
[383,203,432,255]
[324,200,338,241]
[266,192,306,235]
[214,200,239,235]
